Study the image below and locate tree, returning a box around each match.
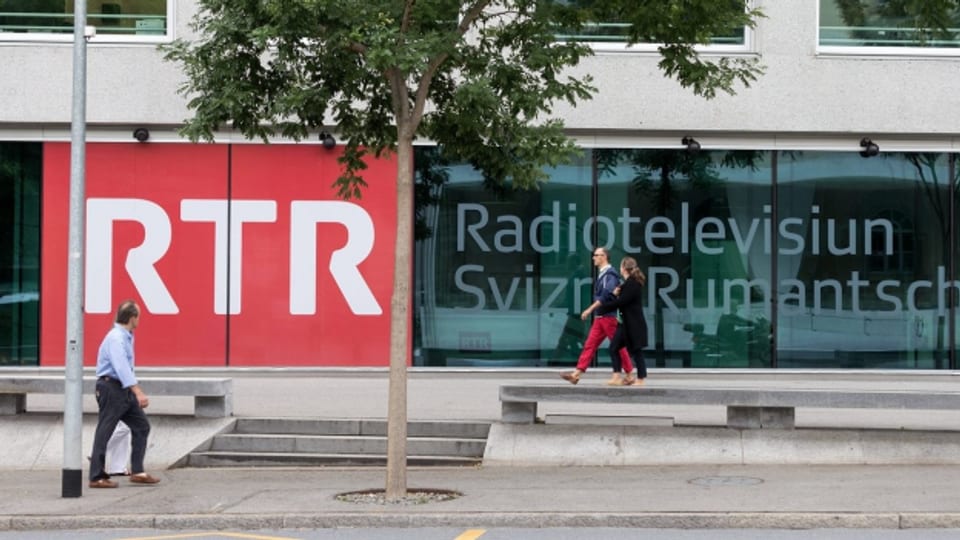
[164,0,763,501]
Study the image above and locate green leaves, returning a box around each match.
[165,0,765,194]
[658,44,763,99]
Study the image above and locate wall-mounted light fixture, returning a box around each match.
[681,136,701,154]
[859,137,879,158]
[132,128,150,143]
[318,131,336,149]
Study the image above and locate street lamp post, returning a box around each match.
[62,1,91,498]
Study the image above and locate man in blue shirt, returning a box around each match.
[89,300,160,488]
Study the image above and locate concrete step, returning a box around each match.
[208,433,487,457]
[234,418,491,439]
[187,451,481,468]
[184,418,490,468]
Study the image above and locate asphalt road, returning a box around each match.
[3,528,960,540]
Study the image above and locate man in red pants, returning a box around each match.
[561,247,632,384]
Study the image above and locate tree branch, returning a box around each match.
[401,0,416,33]
[388,67,411,134]
[409,1,492,129]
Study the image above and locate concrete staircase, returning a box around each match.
[183,418,490,467]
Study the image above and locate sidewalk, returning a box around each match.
[3,465,960,530]
[3,368,960,530]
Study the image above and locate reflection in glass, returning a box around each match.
[413,146,957,370]
[819,0,960,48]
[0,0,167,36]
[596,149,772,368]
[550,0,746,45]
[0,143,41,365]
[777,152,951,368]
[413,148,592,367]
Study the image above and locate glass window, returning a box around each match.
[557,22,745,47]
[412,146,958,370]
[0,142,41,366]
[777,151,951,368]
[413,148,593,367]
[0,0,169,41]
[819,0,960,50]
[551,1,748,50]
[596,148,772,369]
[953,154,960,370]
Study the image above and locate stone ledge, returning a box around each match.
[483,423,960,466]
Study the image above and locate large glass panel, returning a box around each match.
[820,0,960,48]
[0,0,167,37]
[953,154,960,370]
[596,148,772,368]
[777,152,951,368]
[0,142,41,365]
[413,150,592,367]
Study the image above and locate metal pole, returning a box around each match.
[63,0,90,498]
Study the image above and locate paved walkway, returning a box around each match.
[3,465,960,530]
[2,368,960,530]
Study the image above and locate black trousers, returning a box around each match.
[89,377,150,481]
[609,326,648,379]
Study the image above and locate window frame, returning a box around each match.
[581,25,755,55]
[552,1,757,56]
[0,1,174,44]
[816,0,960,58]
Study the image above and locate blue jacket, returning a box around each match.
[593,266,621,318]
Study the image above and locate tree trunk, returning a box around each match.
[385,138,414,501]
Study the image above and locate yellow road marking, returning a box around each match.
[454,529,487,540]
[115,532,300,540]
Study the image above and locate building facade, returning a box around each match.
[1,0,959,369]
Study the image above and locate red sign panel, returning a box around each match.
[41,143,397,367]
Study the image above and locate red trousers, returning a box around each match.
[576,316,632,372]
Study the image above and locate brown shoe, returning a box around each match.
[606,373,623,386]
[622,374,637,386]
[560,370,581,385]
[130,473,161,485]
[631,378,646,386]
[89,478,118,489]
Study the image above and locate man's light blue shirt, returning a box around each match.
[95,323,137,388]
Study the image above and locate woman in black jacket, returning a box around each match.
[584,256,648,385]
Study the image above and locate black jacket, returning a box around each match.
[599,278,648,349]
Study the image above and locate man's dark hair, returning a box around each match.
[116,300,139,324]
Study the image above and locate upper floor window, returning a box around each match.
[819,0,960,53]
[551,1,751,53]
[0,0,170,42]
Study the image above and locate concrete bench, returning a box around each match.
[0,376,233,418]
[499,385,960,429]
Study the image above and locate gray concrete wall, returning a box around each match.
[1,0,958,141]
[560,0,960,136]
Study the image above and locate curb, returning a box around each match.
[5,512,960,531]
